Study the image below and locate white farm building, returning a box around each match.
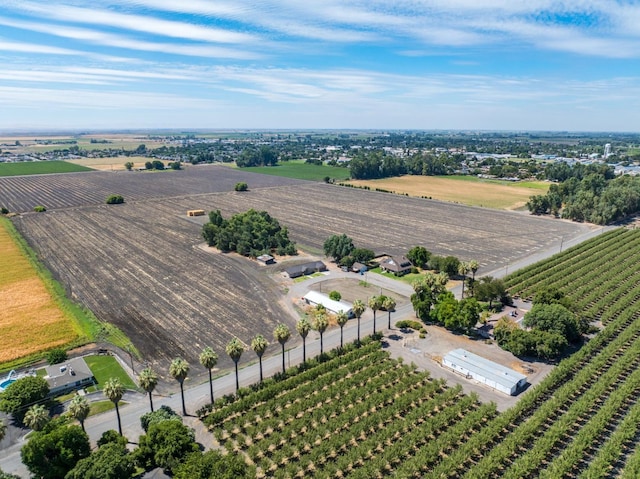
[303,291,353,317]
[442,349,527,396]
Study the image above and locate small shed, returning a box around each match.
[257,254,275,264]
[442,349,527,396]
[45,357,96,396]
[285,261,327,279]
[303,291,353,317]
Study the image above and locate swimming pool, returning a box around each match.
[0,378,16,391]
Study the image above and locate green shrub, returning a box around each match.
[328,290,341,301]
[1,207,8,215]
[46,348,67,365]
[105,194,124,205]
[234,182,248,192]
[33,205,46,212]
[395,320,425,331]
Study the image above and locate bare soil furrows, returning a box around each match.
[0,165,306,213]
[164,183,587,272]
[7,168,588,376]
[13,202,288,376]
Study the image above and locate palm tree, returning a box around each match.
[199,347,218,405]
[336,311,349,348]
[68,394,90,432]
[369,296,383,335]
[313,313,329,355]
[296,318,311,363]
[273,324,291,374]
[458,261,470,299]
[250,335,269,382]
[226,337,244,393]
[352,299,366,344]
[138,367,159,412]
[24,404,49,431]
[469,260,479,283]
[103,377,124,435]
[169,358,190,416]
[383,297,397,329]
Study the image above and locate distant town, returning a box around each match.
[2,130,640,177]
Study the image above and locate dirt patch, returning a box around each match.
[382,324,554,411]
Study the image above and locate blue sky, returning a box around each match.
[0,1,639,131]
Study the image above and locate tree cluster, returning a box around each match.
[0,376,49,423]
[236,146,278,167]
[494,290,586,359]
[144,160,165,170]
[323,234,374,268]
[202,209,297,257]
[528,163,640,224]
[20,407,253,479]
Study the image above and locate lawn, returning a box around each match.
[234,160,350,182]
[0,161,93,177]
[88,399,126,417]
[346,175,550,209]
[84,355,137,390]
[0,217,82,367]
[368,267,459,288]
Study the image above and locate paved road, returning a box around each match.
[0,224,610,477]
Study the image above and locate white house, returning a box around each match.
[442,348,527,396]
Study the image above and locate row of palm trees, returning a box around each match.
[50,295,398,435]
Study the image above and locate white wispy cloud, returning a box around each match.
[16,1,259,44]
[0,17,263,60]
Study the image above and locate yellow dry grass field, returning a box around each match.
[347,175,549,210]
[0,221,79,362]
[66,156,150,171]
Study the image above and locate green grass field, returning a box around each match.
[235,160,350,182]
[0,161,93,177]
[84,355,137,390]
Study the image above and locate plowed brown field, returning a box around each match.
[7,167,589,375]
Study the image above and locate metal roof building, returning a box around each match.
[303,290,353,317]
[442,348,527,396]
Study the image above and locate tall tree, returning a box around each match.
[250,335,269,382]
[24,404,49,432]
[335,311,349,348]
[323,234,355,262]
[468,260,479,283]
[138,367,159,412]
[458,261,470,299]
[383,297,397,329]
[368,296,383,335]
[273,324,292,374]
[295,318,311,363]
[67,395,90,432]
[0,418,6,442]
[103,378,124,435]
[352,299,366,344]
[225,338,244,393]
[21,421,90,479]
[199,347,218,405]
[169,358,190,416]
[313,313,329,355]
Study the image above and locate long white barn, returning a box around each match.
[442,348,527,396]
[303,290,353,317]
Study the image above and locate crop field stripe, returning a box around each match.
[204,340,496,478]
[0,160,93,177]
[452,228,640,478]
